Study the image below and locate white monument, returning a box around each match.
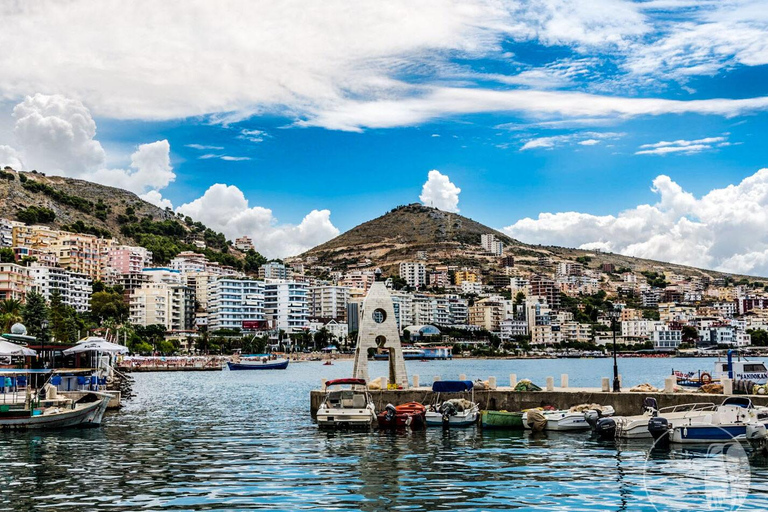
[352,280,409,389]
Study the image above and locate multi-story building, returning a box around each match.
[0,263,32,301]
[641,289,661,308]
[500,318,528,341]
[264,280,309,333]
[454,270,477,286]
[169,251,208,274]
[309,285,350,321]
[129,282,194,331]
[529,274,560,310]
[621,319,660,340]
[49,232,115,280]
[480,233,504,256]
[652,326,682,351]
[260,262,291,280]
[185,272,215,313]
[556,261,583,278]
[104,245,152,275]
[29,264,92,312]
[234,236,254,251]
[399,262,426,289]
[468,298,510,331]
[531,324,562,345]
[427,270,450,288]
[561,321,592,343]
[390,291,413,331]
[0,218,21,247]
[207,278,265,331]
[340,270,376,293]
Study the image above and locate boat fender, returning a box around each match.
[700,372,712,384]
[526,409,547,432]
[594,417,617,440]
[648,416,670,444]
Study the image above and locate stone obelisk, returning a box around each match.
[352,280,409,389]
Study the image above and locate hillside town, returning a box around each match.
[1,219,766,355]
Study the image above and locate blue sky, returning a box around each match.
[1,1,768,273]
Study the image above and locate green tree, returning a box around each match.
[747,329,768,347]
[21,291,50,342]
[49,290,69,342]
[0,298,23,333]
[681,325,699,344]
[0,248,15,263]
[91,290,129,324]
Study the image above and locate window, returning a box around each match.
[372,308,386,324]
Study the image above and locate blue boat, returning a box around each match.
[227,358,289,370]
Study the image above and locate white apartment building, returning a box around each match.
[340,270,375,292]
[207,278,265,331]
[531,324,563,345]
[169,251,208,274]
[29,264,92,313]
[259,262,291,280]
[621,319,661,339]
[264,280,309,333]
[234,236,254,251]
[652,327,682,351]
[399,262,426,289]
[480,233,504,256]
[560,321,592,343]
[500,318,528,341]
[390,291,413,331]
[309,285,350,320]
[129,282,194,331]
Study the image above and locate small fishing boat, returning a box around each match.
[673,349,768,388]
[316,378,376,428]
[592,398,718,440]
[481,410,523,429]
[227,356,289,370]
[0,392,111,430]
[425,381,479,427]
[377,402,426,429]
[651,397,768,444]
[523,404,615,432]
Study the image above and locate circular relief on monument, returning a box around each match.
[375,335,386,347]
[372,308,387,324]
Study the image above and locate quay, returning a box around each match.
[310,386,768,417]
[120,365,221,372]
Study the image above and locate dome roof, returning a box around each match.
[10,323,27,335]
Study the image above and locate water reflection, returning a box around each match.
[0,364,766,511]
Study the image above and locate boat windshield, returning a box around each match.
[324,390,366,409]
[743,363,767,372]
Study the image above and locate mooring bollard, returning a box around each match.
[546,376,554,391]
[321,378,327,391]
[489,376,497,390]
[601,378,610,392]
[412,375,419,388]
[510,374,517,388]
[561,374,568,389]
[459,373,467,381]
[434,375,441,384]
[723,378,733,395]
[664,376,676,393]
[619,374,623,387]
[382,377,388,390]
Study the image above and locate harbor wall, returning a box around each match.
[309,387,768,416]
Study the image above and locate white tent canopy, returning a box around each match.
[63,337,129,355]
[0,339,37,357]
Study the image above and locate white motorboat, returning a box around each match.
[674,349,768,389]
[425,380,479,427]
[523,404,615,431]
[315,378,376,428]
[593,398,718,440]
[0,391,111,429]
[651,397,768,444]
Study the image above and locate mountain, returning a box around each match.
[298,203,761,282]
[0,168,243,266]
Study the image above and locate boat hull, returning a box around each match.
[0,394,110,430]
[481,410,523,429]
[227,359,289,370]
[671,424,748,443]
[426,409,478,427]
[316,409,376,428]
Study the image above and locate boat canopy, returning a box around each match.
[325,378,366,387]
[432,380,474,393]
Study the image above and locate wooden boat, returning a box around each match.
[316,378,376,428]
[481,410,523,429]
[227,358,289,370]
[0,392,111,430]
[425,381,479,427]
[377,402,426,429]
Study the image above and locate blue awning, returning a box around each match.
[432,380,473,392]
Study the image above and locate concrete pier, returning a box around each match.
[309,386,768,417]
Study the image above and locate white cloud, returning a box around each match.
[419,170,461,212]
[186,144,224,150]
[0,145,23,169]
[0,1,764,131]
[198,154,251,161]
[140,190,173,209]
[238,129,267,143]
[635,136,728,155]
[503,168,768,275]
[176,184,339,258]
[3,93,174,198]
[519,131,622,151]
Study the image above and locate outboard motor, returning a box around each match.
[384,403,397,422]
[594,417,617,440]
[643,397,659,417]
[584,410,600,431]
[648,416,670,447]
[440,402,456,425]
[746,423,767,442]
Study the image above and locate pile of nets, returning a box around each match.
[699,383,724,394]
[367,377,383,390]
[526,409,547,432]
[444,398,474,411]
[568,403,609,413]
[473,380,491,390]
[514,379,542,392]
[630,383,660,393]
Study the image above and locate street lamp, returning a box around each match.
[40,319,49,368]
[610,310,620,392]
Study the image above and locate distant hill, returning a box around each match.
[299,203,763,282]
[0,168,245,267]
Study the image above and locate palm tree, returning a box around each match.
[0,298,23,333]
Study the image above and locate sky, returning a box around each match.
[1,1,768,274]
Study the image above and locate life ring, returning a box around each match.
[700,372,712,384]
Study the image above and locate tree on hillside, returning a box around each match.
[0,298,23,333]
[22,291,50,342]
[91,290,129,324]
[0,248,15,264]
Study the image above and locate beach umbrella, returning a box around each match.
[0,338,37,356]
[63,337,129,355]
